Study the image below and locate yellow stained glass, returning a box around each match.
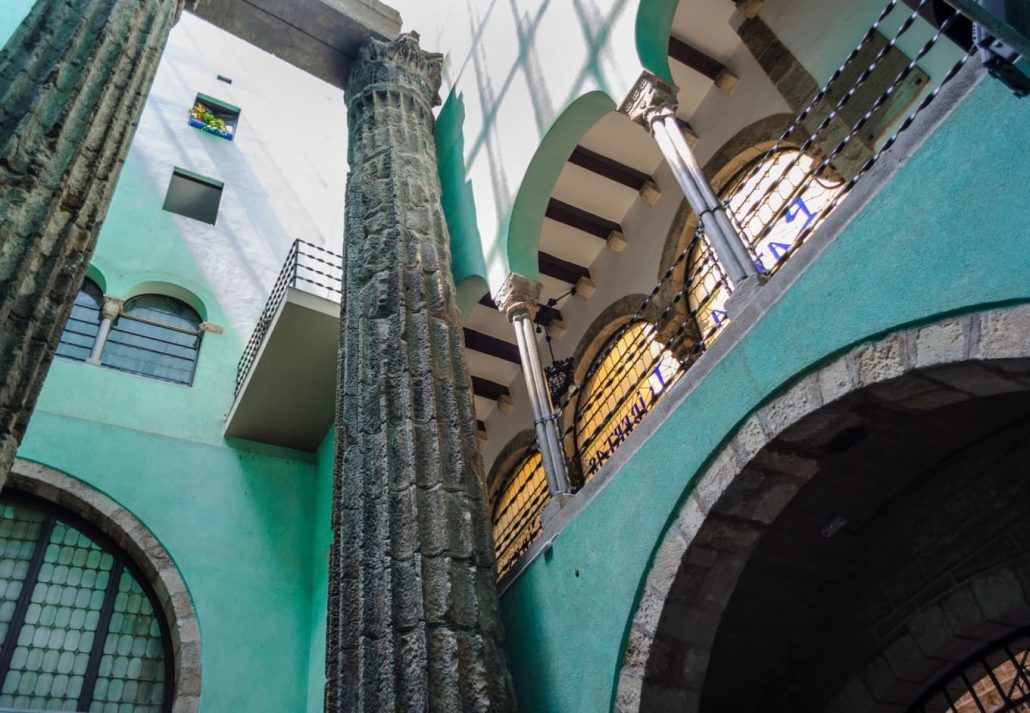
[492,452,548,578]
[688,149,846,337]
[576,323,680,479]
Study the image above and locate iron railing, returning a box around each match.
[234,239,343,396]
[554,0,976,487]
[908,626,1030,712]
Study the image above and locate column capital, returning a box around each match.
[494,273,541,322]
[100,296,123,321]
[619,71,680,130]
[348,32,444,109]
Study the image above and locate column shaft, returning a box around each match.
[326,33,516,712]
[652,112,757,284]
[511,312,569,496]
[0,0,181,482]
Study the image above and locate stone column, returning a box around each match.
[326,33,517,712]
[495,273,570,498]
[87,296,123,364]
[0,0,184,484]
[620,72,762,304]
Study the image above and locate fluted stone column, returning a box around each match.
[326,33,517,712]
[0,0,184,485]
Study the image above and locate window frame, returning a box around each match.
[573,321,680,480]
[0,491,174,712]
[55,278,104,363]
[491,450,549,578]
[100,295,204,387]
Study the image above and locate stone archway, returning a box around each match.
[7,459,201,713]
[614,304,1030,712]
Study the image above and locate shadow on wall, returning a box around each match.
[435,0,670,292]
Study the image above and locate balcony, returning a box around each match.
[224,240,342,452]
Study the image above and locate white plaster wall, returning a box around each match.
[129,13,349,336]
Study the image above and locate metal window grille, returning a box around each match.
[492,451,549,579]
[550,0,976,485]
[100,296,203,387]
[0,494,172,713]
[55,280,103,363]
[908,627,1030,712]
[574,323,681,480]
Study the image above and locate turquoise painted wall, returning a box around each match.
[498,75,1030,712]
[306,431,335,713]
[0,0,35,48]
[16,135,326,709]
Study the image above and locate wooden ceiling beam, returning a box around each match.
[463,328,521,365]
[472,376,510,402]
[668,36,739,93]
[545,198,622,240]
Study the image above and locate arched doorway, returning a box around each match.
[613,306,1030,712]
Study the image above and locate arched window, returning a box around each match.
[909,626,1030,712]
[100,295,203,386]
[688,148,846,334]
[0,493,172,712]
[575,322,680,479]
[726,148,845,275]
[492,451,548,579]
[55,279,103,362]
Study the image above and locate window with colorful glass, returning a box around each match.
[688,148,846,336]
[575,322,681,480]
[492,451,548,578]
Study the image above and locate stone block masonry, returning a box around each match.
[325,33,517,712]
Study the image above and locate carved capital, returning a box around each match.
[348,32,445,108]
[494,273,541,322]
[619,71,680,130]
[100,297,123,321]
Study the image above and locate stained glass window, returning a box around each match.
[0,494,171,712]
[688,148,846,336]
[575,323,681,479]
[55,280,103,363]
[492,452,548,578]
[100,295,202,386]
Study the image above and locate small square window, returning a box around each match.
[163,169,224,225]
[188,93,240,141]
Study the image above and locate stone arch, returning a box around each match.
[7,458,201,713]
[614,303,1030,712]
[84,263,108,294]
[503,91,617,282]
[122,280,209,322]
[635,0,678,83]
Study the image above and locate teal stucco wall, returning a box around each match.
[15,140,328,710]
[498,75,1030,712]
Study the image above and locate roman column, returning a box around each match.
[326,33,517,712]
[0,0,184,485]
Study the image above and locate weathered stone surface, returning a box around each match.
[325,33,516,712]
[0,0,182,486]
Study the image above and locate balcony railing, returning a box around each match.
[234,240,342,396]
[553,0,976,489]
